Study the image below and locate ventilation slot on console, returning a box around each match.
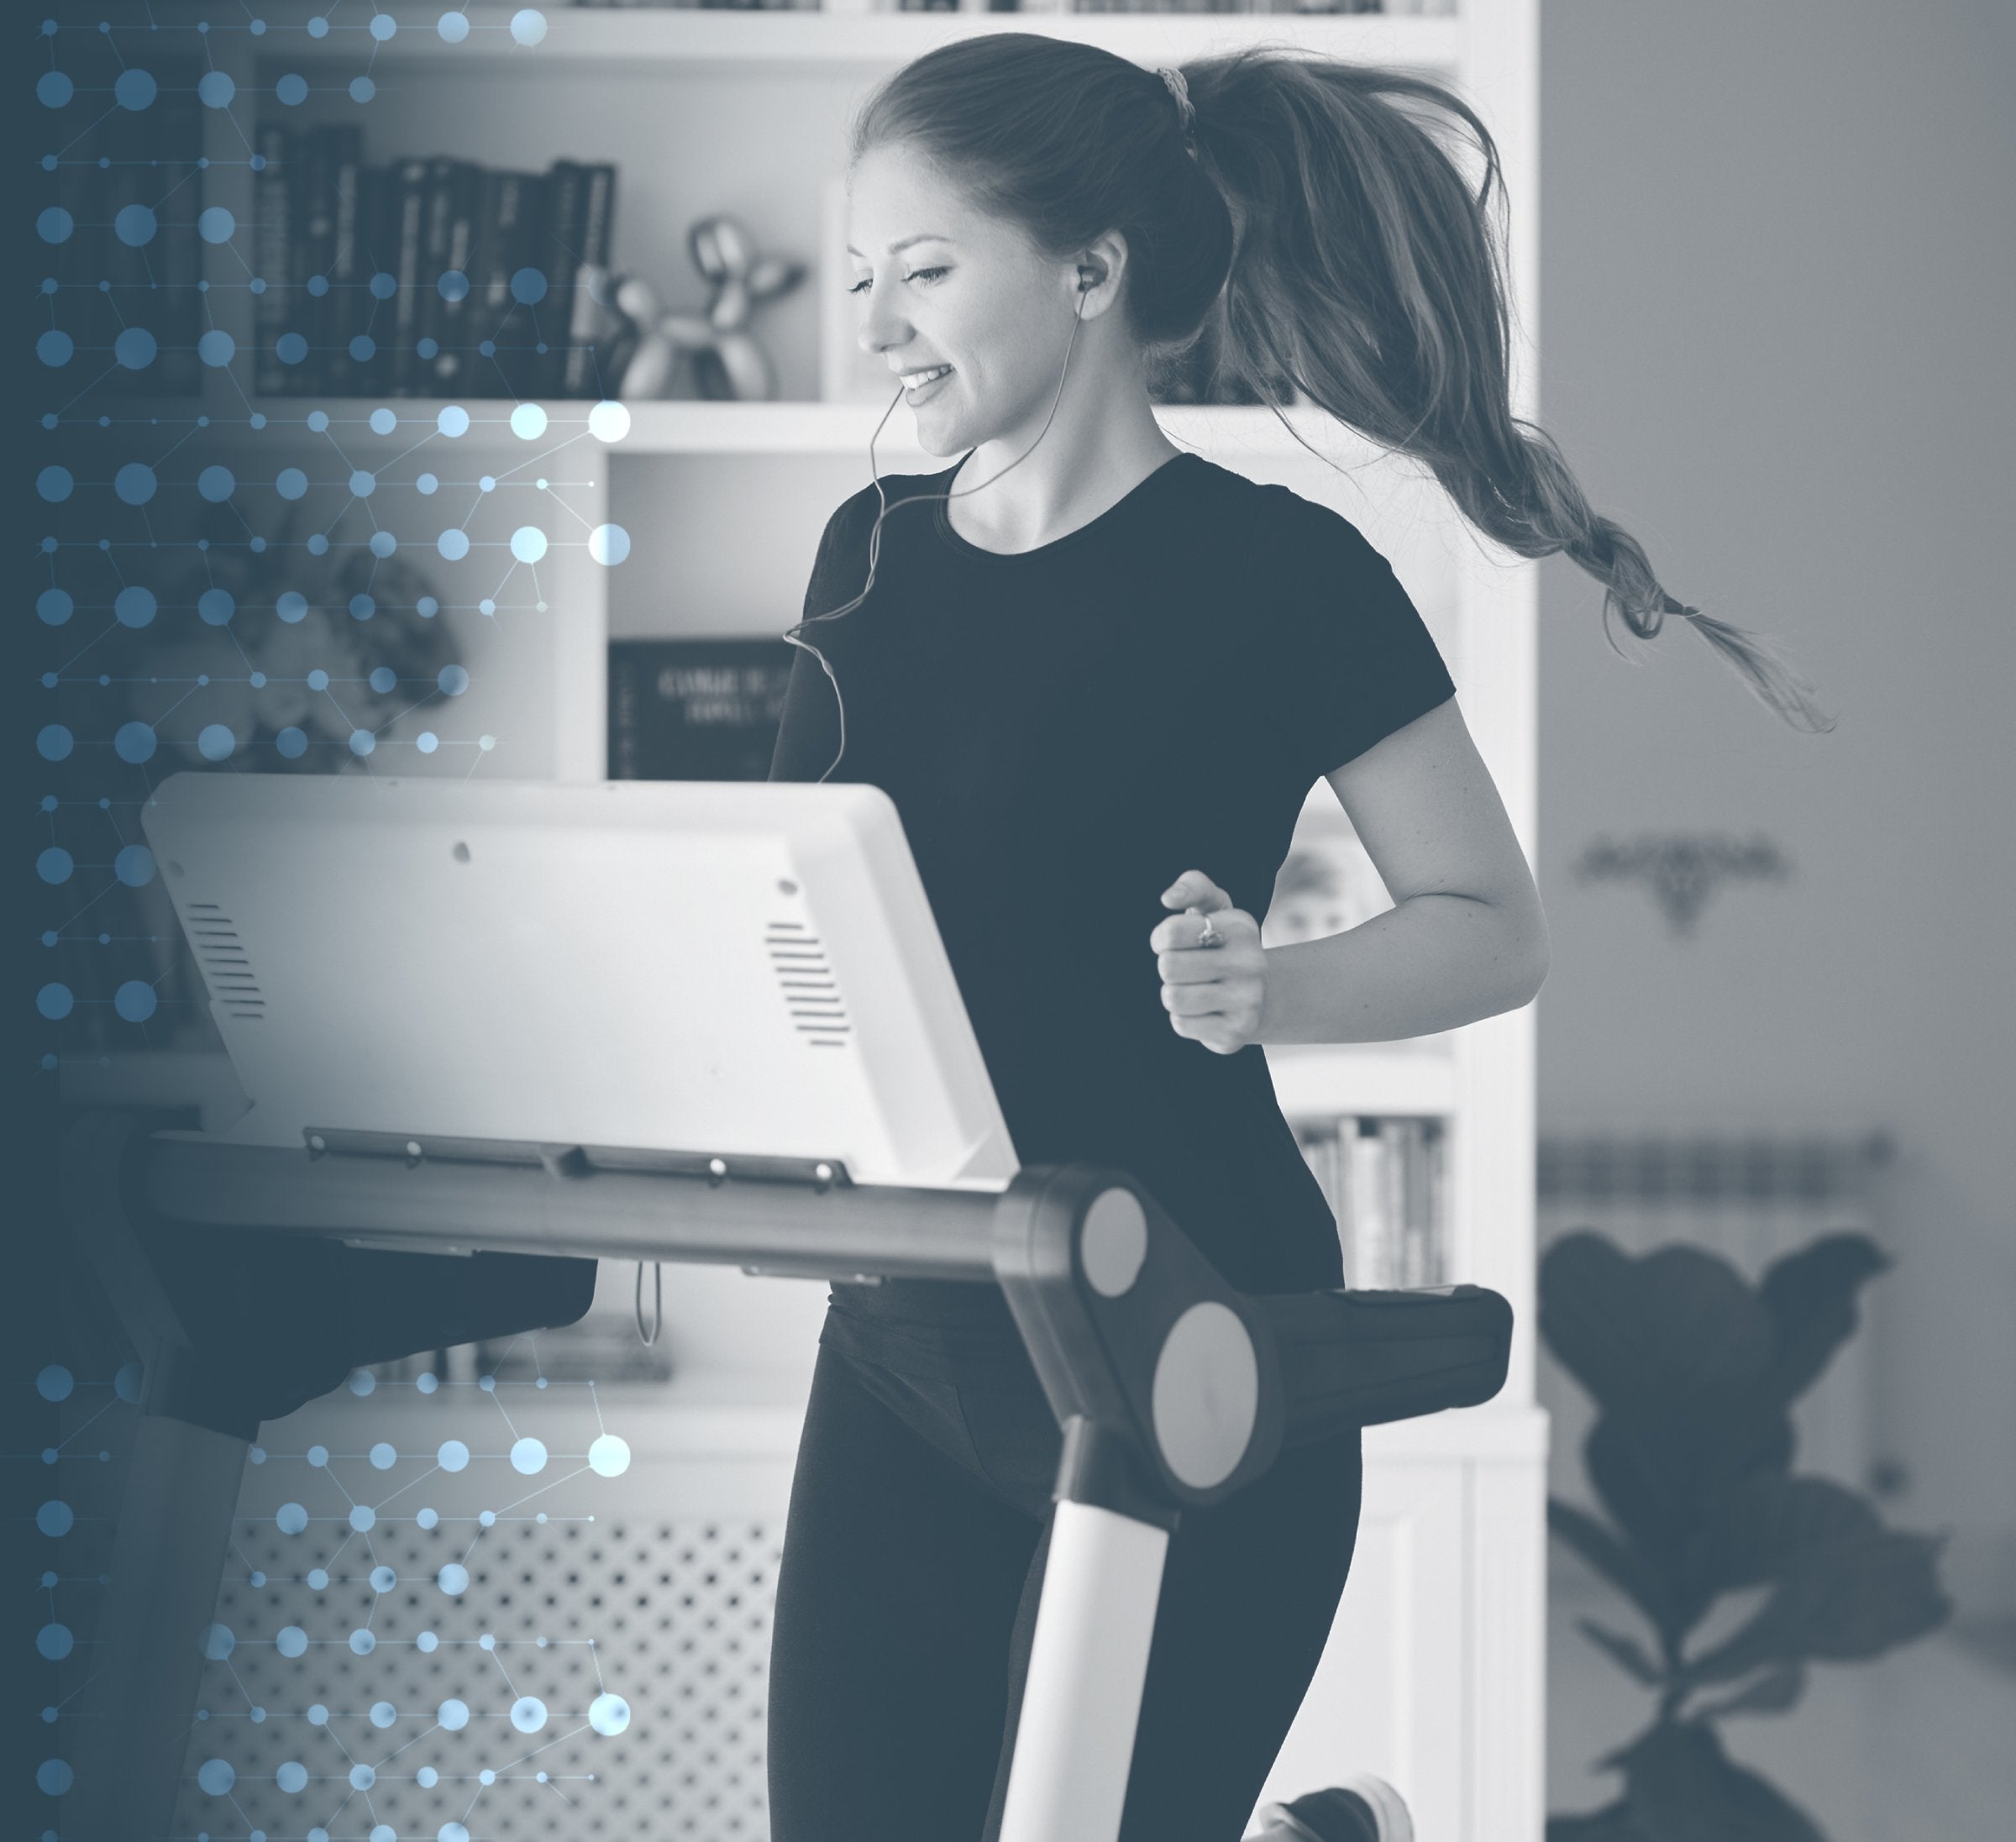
[184,902,266,1021]
[765,921,850,1049]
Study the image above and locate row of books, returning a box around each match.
[252,125,622,400]
[1298,1115,1448,1291]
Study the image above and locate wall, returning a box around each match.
[1533,0,2016,1614]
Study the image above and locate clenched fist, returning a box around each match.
[1150,870,1267,1055]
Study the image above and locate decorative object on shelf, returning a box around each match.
[610,215,806,401]
[1540,1227,1950,1842]
[607,638,798,779]
[1571,831,1792,938]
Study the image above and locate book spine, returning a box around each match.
[503,171,554,398]
[253,124,293,396]
[562,161,618,398]
[325,126,365,392]
[539,159,585,398]
[426,161,483,395]
[1395,1118,1426,1287]
[1348,1118,1391,1289]
[297,128,339,394]
[415,155,459,391]
[353,164,392,397]
[1424,1116,1447,1285]
[388,155,431,394]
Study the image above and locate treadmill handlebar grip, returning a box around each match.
[1254,1285,1514,1438]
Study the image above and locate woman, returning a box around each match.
[764,34,1830,1842]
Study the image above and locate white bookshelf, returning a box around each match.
[135,6,1545,1835]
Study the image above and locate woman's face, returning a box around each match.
[845,142,1091,456]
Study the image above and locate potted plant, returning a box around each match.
[1541,1229,1951,1839]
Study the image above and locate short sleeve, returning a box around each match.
[767,493,871,783]
[1265,496,1457,785]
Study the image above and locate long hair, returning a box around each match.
[851,32,1834,733]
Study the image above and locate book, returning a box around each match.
[252,123,293,396]
[562,163,620,398]
[1295,1114,1450,1289]
[606,639,799,782]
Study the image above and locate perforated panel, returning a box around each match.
[170,1507,780,1838]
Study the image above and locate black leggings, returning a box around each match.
[766,1336,1365,1842]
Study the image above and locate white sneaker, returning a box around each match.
[1252,1773,1415,1842]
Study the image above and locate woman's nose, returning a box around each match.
[856,285,909,358]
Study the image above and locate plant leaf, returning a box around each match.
[1689,1661,1807,1720]
[1540,1233,1779,1418]
[1577,1616,1666,1687]
[1583,1408,1794,1582]
[1756,1233,1891,1405]
[1619,1719,1828,1842]
[1549,1498,1679,1640]
[1684,1472,1881,1595]
[1547,1803,1646,1841]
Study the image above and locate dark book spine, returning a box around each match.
[351,164,391,397]
[413,155,458,394]
[538,159,585,398]
[563,162,618,398]
[498,171,551,398]
[424,160,483,396]
[296,128,339,393]
[324,125,365,394]
[387,155,431,395]
[468,168,527,399]
[253,123,293,397]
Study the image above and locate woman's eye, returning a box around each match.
[847,267,948,297]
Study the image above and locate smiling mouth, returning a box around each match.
[900,365,954,398]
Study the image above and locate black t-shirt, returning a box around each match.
[767,448,1457,1383]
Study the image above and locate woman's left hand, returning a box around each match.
[1152,870,1267,1055]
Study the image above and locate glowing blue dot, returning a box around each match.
[437,528,470,560]
[37,329,73,366]
[418,595,441,617]
[276,591,309,625]
[307,669,329,693]
[589,1691,632,1735]
[350,593,376,621]
[369,407,397,435]
[36,1367,74,1401]
[479,1508,496,1526]
[349,1504,375,1532]
[114,721,158,764]
[276,1761,307,1794]
[198,588,234,626]
[37,207,73,244]
[349,470,375,497]
[370,270,397,302]
[116,585,157,627]
[116,1362,143,1402]
[416,1372,439,1393]
[198,464,236,502]
[480,734,496,750]
[37,1624,73,1661]
[276,72,308,107]
[349,1761,375,1788]
[511,1696,549,1734]
[276,726,308,759]
[370,1699,397,1729]
[369,667,396,695]
[589,1434,632,1477]
[276,1503,308,1536]
[116,462,158,505]
[36,984,74,1020]
[276,332,308,366]
[308,13,330,36]
[440,1826,471,1842]
[349,729,376,757]
[37,465,73,501]
[349,1628,376,1656]
[417,1625,439,1647]
[437,1563,470,1597]
[511,526,548,564]
[197,1757,235,1795]
[199,1622,235,1661]
[276,467,308,501]
[438,404,470,437]
[37,1500,73,1535]
[116,69,158,110]
[417,732,438,753]
[37,848,73,884]
[118,982,159,1024]
[435,664,470,697]
[370,530,398,558]
[199,328,236,366]
[198,70,235,108]
[479,475,496,493]
[438,1697,470,1730]
[590,522,631,566]
[197,724,236,763]
[373,13,399,41]
[349,75,375,102]
[417,472,438,496]
[369,1441,397,1471]
[438,1438,470,1472]
[115,204,157,246]
[307,1567,329,1589]
[113,324,159,368]
[511,265,548,305]
[38,725,74,764]
[39,1757,75,1796]
[307,1703,328,1727]
[349,333,376,363]
[510,1437,549,1475]
[37,71,73,107]
[434,270,471,310]
[38,589,72,626]
[197,206,235,244]
[438,12,470,44]
[510,402,548,440]
[512,10,549,49]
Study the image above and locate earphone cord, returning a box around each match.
[782,282,1093,785]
